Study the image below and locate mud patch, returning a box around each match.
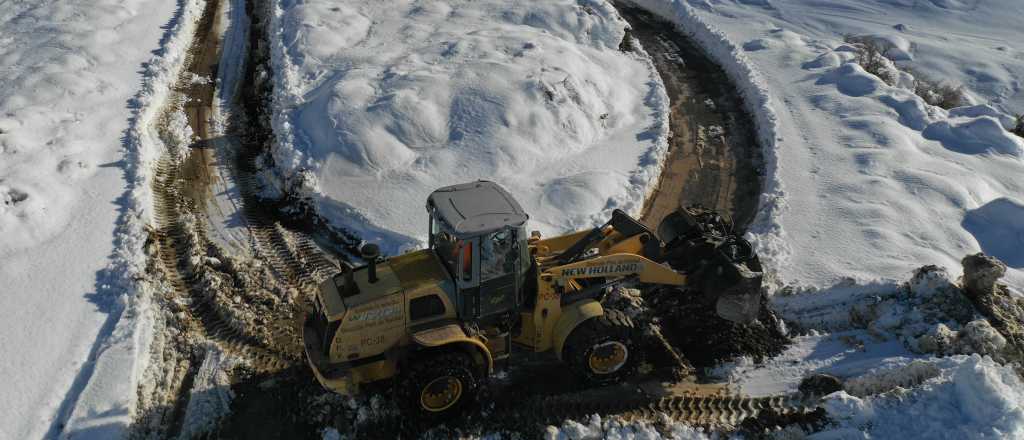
[647,289,789,369]
[622,5,763,232]
[737,407,830,439]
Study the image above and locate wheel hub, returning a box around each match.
[588,341,629,374]
[420,375,463,412]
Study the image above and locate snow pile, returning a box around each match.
[651,0,1024,290]
[962,198,1024,270]
[60,0,213,436]
[176,346,236,439]
[544,414,712,440]
[923,116,1024,156]
[267,0,669,253]
[818,355,1024,439]
[773,264,1022,364]
[0,0,181,437]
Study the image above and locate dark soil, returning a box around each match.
[647,288,789,370]
[737,407,830,439]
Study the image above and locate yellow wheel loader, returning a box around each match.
[303,181,763,419]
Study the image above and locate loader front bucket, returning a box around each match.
[656,207,763,324]
[706,255,762,324]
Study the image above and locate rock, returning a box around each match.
[956,319,1007,358]
[915,323,958,355]
[961,253,1006,298]
[958,253,1024,371]
[799,373,844,396]
[909,265,952,297]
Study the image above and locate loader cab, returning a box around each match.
[427,181,530,322]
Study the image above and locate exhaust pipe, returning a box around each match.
[361,243,381,283]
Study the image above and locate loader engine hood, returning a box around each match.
[317,261,402,322]
[317,249,452,321]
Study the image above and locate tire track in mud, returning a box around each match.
[139,0,356,436]
[134,0,341,437]
[151,0,302,369]
[623,5,763,232]
[351,383,822,438]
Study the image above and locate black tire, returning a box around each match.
[396,350,479,422]
[563,308,641,385]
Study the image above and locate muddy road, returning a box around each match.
[622,6,763,233]
[130,1,789,439]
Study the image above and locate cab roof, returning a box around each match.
[427,180,528,238]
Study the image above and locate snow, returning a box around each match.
[544,414,713,440]
[962,198,1024,269]
[630,0,1024,290]
[267,0,669,253]
[0,0,181,438]
[0,0,1020,436]
[176,346,236,439]
[816,355,1024,439]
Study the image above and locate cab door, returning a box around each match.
[476,228,519,318]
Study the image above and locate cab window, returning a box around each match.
[432,214,458,277]
[480,228,514,281]
[410,295,446,321]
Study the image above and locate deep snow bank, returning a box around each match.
[820,355,1024,439]
[0,0,179,438]
[662,0,1024,289]
[268,0,668,252]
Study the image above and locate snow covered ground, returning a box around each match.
[0,0,179,438]
[3,0,1022,437]
[633,0,1024,290]
[267,0,669,253]
[556,1,1024,437]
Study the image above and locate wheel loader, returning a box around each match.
[303,180,763,419]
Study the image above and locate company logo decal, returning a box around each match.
[560,261,641,277]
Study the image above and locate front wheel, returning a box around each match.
[563,308,641,385]
[397,351,479,421]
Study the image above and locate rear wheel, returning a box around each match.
[397,351,479,421]
[563,308,640,385]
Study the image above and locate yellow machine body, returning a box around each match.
[305,219,688,396]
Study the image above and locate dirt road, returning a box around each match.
[621,7,763,233]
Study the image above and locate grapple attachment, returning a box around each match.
[657,206,763,323]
